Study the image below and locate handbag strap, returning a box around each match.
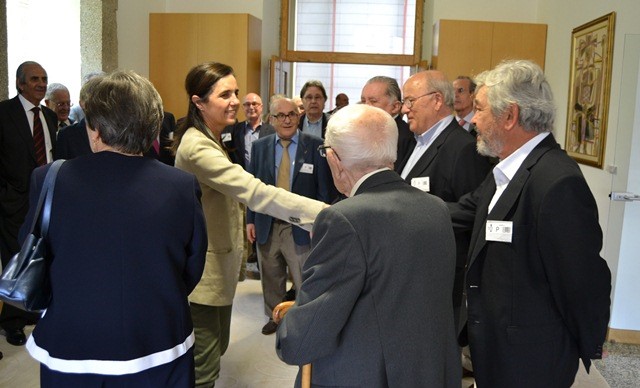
[26,160,66,238]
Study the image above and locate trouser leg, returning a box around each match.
[191,303,233,388]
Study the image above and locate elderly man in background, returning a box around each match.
[45,83,74,131]
[361,75,415,170]
[298,80,330,139]
[448,60,611,387]
[452,76,477,135]
[276,104,460,387]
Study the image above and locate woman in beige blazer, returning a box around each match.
[173,62,326,387]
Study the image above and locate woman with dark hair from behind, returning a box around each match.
[21,70,208,387]
[173,62,326,387]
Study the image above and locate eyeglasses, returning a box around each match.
[303,95,324,101]
[55,101,73,108]
[317,145,341,161]
[271,112,298,121]
[243,102,262,108]
[401,91,438,109]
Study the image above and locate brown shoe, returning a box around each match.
[261,320,278,335]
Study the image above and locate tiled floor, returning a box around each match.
[0,280,620,387]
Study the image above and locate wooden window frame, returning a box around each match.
[279,0,424,66]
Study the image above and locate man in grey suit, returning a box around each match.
[0,61,57,346]
[276,104,461,387]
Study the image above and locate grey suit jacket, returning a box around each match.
[276,170,461,387]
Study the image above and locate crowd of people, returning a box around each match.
[0,58,611,388]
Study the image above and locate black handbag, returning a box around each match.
[0,159,65,312]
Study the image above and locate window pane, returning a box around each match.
[295,0,416,55]
[294,63,411,110]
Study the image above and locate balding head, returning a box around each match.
[401,70,454,135]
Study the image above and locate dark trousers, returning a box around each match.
[40,347,195,387]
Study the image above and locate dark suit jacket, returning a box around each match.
[247,132,333,246]
[0,96,57,258]
[395,114,415,171]
[396,118,492,327]
[143,111,177,165]
[448,134,611,387]
[276,170,461,387]
[54,119,91,160]
[20,152,207,372]
[221,120,275,169]
[297,113,329,139]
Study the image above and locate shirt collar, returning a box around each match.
[350,168,390,197]
[275,130,300,145]
[494,132,550,182]
[415,115,453,146]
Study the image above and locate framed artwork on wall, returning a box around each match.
[565,12,616,168]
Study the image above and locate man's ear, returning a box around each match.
[504,103,520,130]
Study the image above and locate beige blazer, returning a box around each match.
[175,127,326,306]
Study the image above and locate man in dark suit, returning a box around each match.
[297,80,330,139]
[247,97,333,335]
[360,75,415,170]
[276,104,461,387]
[222,93,275,169]
[448,60,611,387]
[45,83,75,131]
[397,70,492,331]
[0,61,57,345]
[143,111,177,165]
[453,76,477,136]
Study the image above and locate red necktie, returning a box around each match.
[31,107,47,166]
[153,139,160,154]
[458,118,466,127]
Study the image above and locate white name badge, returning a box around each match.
[486,220,513,243]
[221,132,232,142]
[168,131,174,140]
[300,163,314,174]
[411,176,430,192]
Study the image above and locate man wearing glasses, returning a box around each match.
[276,104,461,387]
[223,92,275,169]
[397,70,492,339]
[45,83,75,131]
[247,97,333,335]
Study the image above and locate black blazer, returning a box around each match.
[297,113,329,139]
[143,111,177,166]
[54,119,91,160]
[0,96,57,256]
[222,120,275,169]
[20,152,207,373]
[394,115,415,170]
[448,134,611,387]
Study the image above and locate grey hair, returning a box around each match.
[45,83,69,100]
[16,61,43,93]
[475,60,555,133]
[428,76,454,109]
[325,104,397,172]
[269,95,299,115]
[366,76,402,102]
[455,76,477,93]
[84,70,163,154]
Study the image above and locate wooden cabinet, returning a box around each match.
[431,19,547,79]
[149,13,262,120]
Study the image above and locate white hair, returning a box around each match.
[325,104,397,172]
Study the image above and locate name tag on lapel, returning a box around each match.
[300,163,314,174]
[221,132,232,142]
[486,220,513,243]
[411,176,430,192]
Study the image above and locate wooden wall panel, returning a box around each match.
[491,22,547,69]
[433,20,493,79]
[150,13,262,120]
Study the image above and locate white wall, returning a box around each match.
[117,0,640,332]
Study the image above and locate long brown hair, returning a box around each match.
[172,62,235,155]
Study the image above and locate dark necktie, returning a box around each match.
[58,121,67,129]
[277,140,291,191]
[31,107,47,166]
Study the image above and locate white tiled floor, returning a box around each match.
[0,280,610,387]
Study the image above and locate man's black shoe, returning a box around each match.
[261,320,278,335]
[5,328,27,346]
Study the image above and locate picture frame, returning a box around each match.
[565,12,616,169]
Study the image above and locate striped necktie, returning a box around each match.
[31,107,47,166]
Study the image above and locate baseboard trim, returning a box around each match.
[607,328,640,345]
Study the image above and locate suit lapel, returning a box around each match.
[9,97,38,162]
[405,121,455,181]
[467,134,559,267]
[292,134,308,184]
[264,137,276,184]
